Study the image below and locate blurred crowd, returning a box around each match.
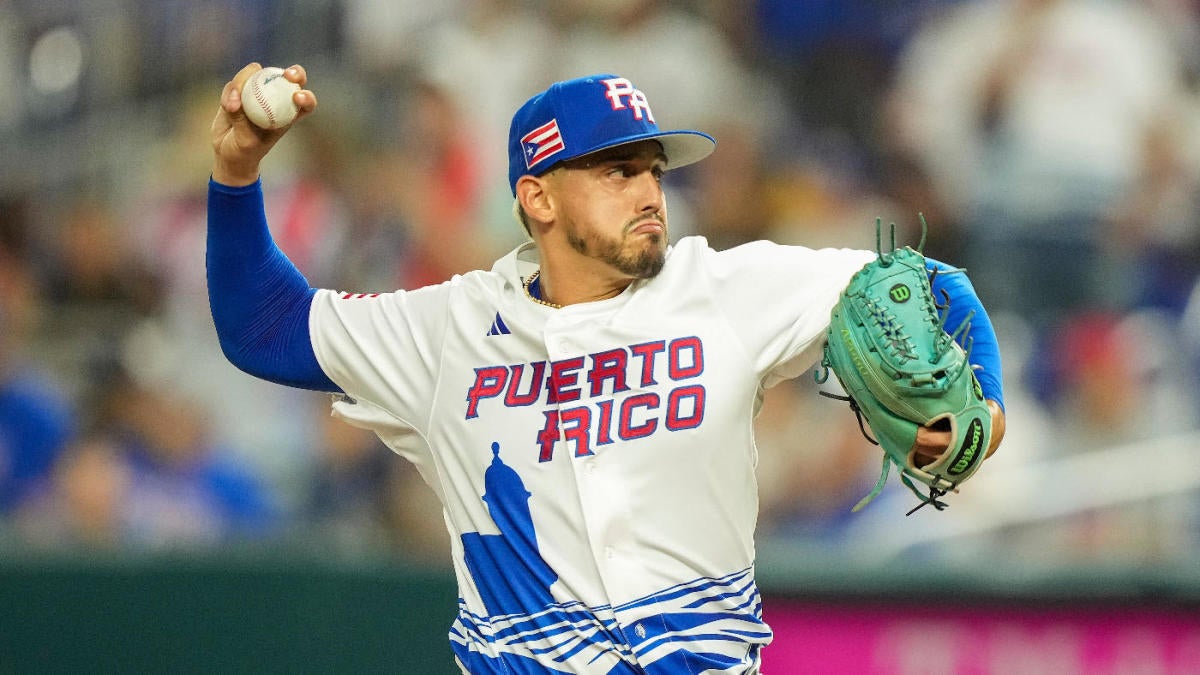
[1,0,1200,569]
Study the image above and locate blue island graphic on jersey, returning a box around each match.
[454,441,641,673]
[460,442,558,615]
[450,442,766,674]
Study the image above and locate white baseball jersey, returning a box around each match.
[309,236,873,674]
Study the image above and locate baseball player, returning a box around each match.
[208,63,1005,673]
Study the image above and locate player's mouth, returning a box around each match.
[627,219,665,236]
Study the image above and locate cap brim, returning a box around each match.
[573,129,716,171]
[655,131,717,170]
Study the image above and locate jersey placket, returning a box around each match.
[542,309,645,661]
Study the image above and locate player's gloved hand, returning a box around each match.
[913,399,1005,466]
[211,62,317,187]
[818,220,1000,514]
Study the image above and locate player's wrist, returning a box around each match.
[212,161,261,188]
[985,399,1005,458]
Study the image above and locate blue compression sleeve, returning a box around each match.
[207,178,340,392]
[926,258,1004,411]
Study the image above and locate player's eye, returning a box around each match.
[604,163,665,183]
[607,164,634,179]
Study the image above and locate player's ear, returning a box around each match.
[516,175,554,231]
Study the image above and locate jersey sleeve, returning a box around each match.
[699,240,874,387]
[308,283,453,435]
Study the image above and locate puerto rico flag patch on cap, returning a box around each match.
[522,119,565,169]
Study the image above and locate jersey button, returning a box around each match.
[605,546,615,560]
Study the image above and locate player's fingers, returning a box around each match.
[283,64,306,87]
[219,78,242,115]
[231,62,263,91]
[294,89,317,114]
[914,426,950,448]
[279,65,317,120]
[220,63,262,115]
[912,426,951,465]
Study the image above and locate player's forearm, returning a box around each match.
[985,399,1005,457]
[206,178,340,392]
[926,258,1004,411]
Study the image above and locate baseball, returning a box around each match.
[241,66,300,130]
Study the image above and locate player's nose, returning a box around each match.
[633,170,665,214]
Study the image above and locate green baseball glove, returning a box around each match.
[817,220,991,514]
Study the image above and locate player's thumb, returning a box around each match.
[222,63,264,117]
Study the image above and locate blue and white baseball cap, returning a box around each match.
[507,74,716,195]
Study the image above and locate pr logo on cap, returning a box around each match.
[601,77,654,122]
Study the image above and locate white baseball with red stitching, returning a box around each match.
[240,67,300,130]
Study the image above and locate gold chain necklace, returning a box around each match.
[523,271,562,309]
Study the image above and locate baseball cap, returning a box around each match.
[507,74,716,195]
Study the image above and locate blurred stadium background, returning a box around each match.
[1,0,1200,672]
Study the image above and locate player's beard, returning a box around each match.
[565,216,667,279]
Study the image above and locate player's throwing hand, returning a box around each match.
[210,62,317,187]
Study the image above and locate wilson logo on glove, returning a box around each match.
[948,417,984,477]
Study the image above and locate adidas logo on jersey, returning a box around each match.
[486,313,511,336]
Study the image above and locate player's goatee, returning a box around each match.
[566,223,667,279]
[621,242,666,279]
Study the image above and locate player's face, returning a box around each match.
[548,141,670,279]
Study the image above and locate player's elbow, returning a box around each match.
[213,320,271,380]
[213,310,341,393]
[215,327,254,374]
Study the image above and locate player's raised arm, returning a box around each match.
[211,63,317,187]
[206,63,338,392]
